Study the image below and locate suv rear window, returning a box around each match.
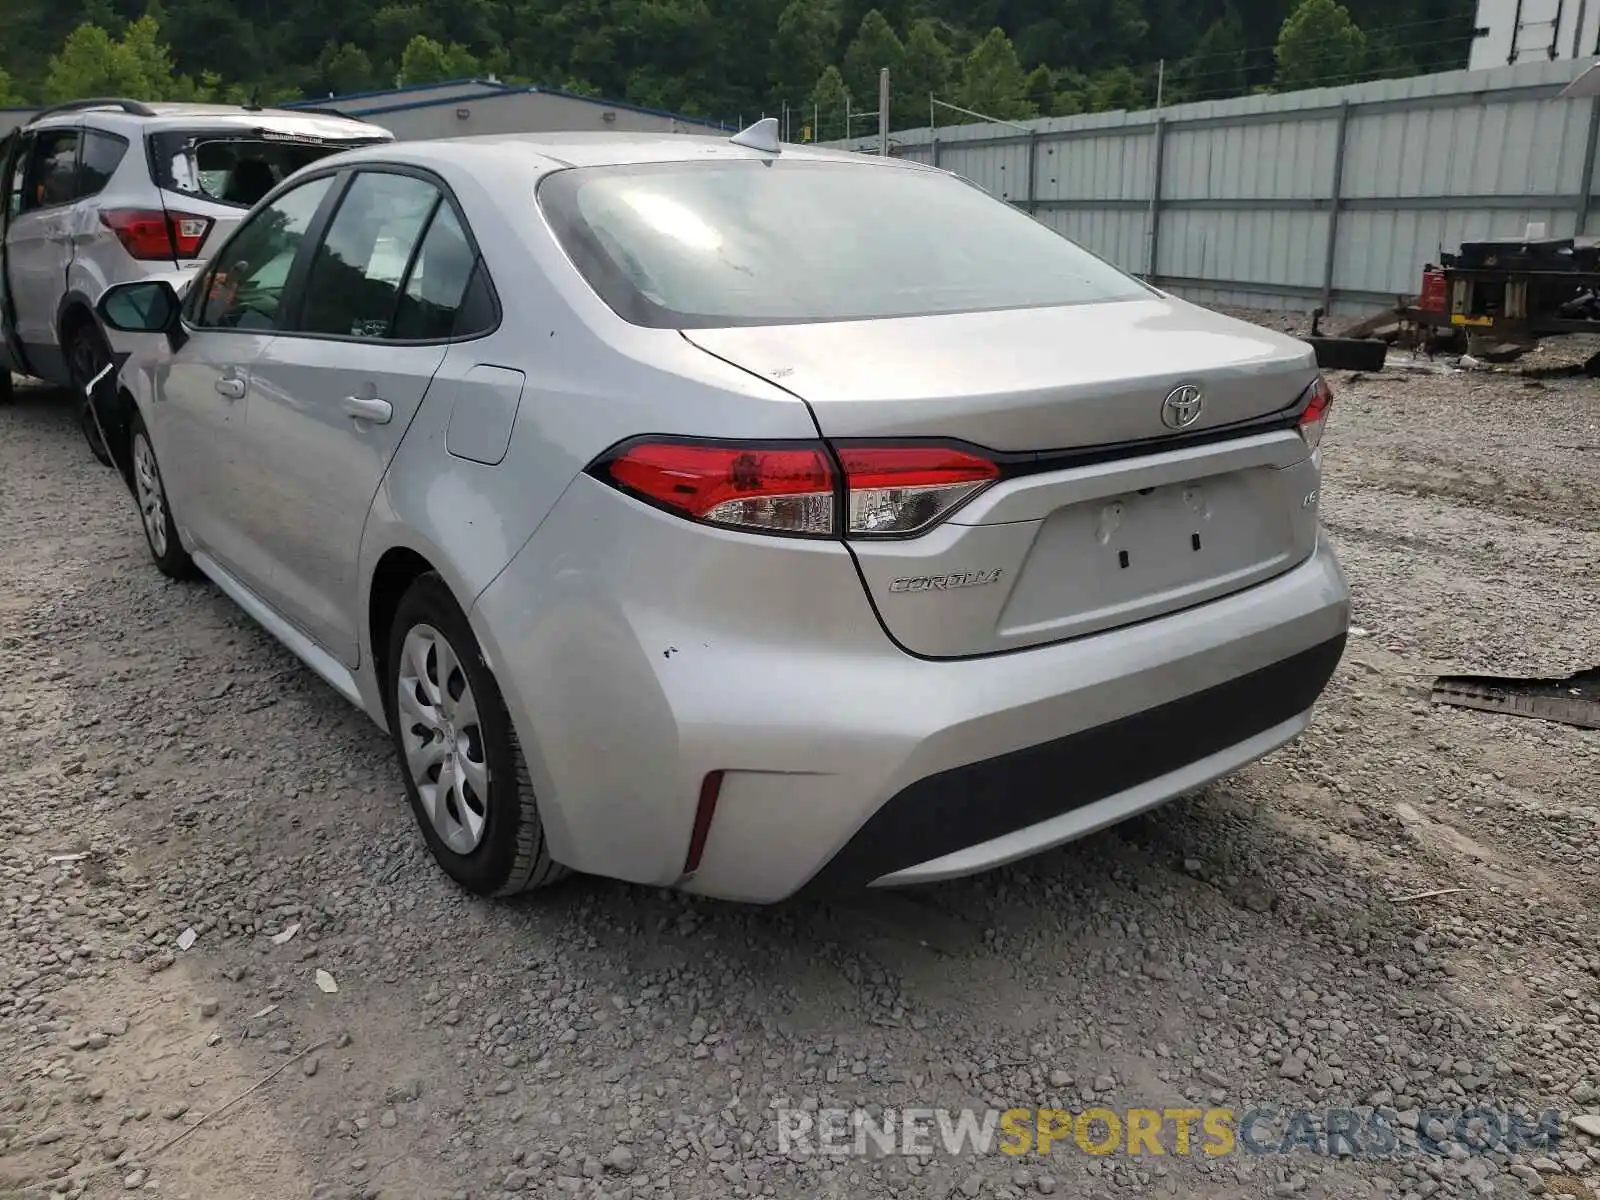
[147,130,379,209]
[537,159,1151,329]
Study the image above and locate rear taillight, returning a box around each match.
[838,445,1000,535]
[603,441,836,535]
[1297,375,1333,452]
[592,439,1001,539]
[99,209,213,261]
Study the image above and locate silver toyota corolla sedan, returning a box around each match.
[94,121,1349,904]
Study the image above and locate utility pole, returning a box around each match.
[878,67,890,155]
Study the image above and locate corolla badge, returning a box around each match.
[888,569,1004,594]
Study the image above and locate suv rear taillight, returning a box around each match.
[591,439,1000,539]
[99,208,213,261]
[1297,375,1333,452]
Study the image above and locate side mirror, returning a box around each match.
[96,280,187,350]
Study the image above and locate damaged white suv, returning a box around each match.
[0,97,390,457]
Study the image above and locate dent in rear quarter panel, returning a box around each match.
[469,474,899,887]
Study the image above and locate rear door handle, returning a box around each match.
[214,377,246,400]
[342,395,393,424]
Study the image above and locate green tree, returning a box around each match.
[1022,63,1055,115]
[895,18,952,125]
[118,14,178,86]
[315,41,377,95]
[372,4,436,71]
[399,33,482,85]
[0,67,24,106]
[43,15,181,102]
[79,0,125,36]
[1175,11,1251,102]
[189,69,250,103]
[810,63,850,140]
[612,0,720,115]
[1275,0,1366,90]
[770,0,841,108]
[1087,64,1146,110]
[956,27,1034,121]
[842,9,903,107]
[8,0,1477,131]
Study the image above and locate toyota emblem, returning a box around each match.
[1161,384,1204,430]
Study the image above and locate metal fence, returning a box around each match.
[829,58,1600,316]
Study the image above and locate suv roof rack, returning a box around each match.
[31,97,159,122]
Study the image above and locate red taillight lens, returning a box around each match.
[593,439,1003,538]
[838,445,1000,535]
[603,441,836,535]
[99,209,213,261]
[1297,375,1333,452]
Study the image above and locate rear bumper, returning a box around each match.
[472,475,1349,903]
[802,635,1342,895]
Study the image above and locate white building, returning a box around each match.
[1469,0,1600,68]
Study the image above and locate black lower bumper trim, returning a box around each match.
[799,634,1346,896]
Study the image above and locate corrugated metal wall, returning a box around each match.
[831,59,1600,315]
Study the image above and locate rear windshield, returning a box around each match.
[147,130,381,209]
[537,158,1150,329]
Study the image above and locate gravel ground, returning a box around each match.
[1,349,1598,1200]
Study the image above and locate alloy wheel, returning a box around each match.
[396,624,491,855]
[132,434,168,559]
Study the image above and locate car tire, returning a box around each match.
[129,411,194,580]
[0,369,13,405]
[68,322,115,467]
[385,573,568,898]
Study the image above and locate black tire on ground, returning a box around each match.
[67,322,115,467]
[129,410,194,580]
[0,369,13,405]
[385,572,568,898]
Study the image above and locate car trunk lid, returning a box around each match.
[684,297,1326,658]
[683,297,1315,450]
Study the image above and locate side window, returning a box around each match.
[392,203,493,340]
[295,172,440,339]
[196,174,336,331]
[21,130,81,212]
[78,130,129,198]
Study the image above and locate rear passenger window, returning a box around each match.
[296,172,439,339]
[22,130,80,212]
[78,130,129,197]
[392,203,493,340]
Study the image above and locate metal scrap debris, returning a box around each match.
[1431,665,1600,730]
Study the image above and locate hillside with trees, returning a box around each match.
[0,0,1477,136]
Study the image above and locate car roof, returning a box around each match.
[25,102,389,141]
[328,131,911,175]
